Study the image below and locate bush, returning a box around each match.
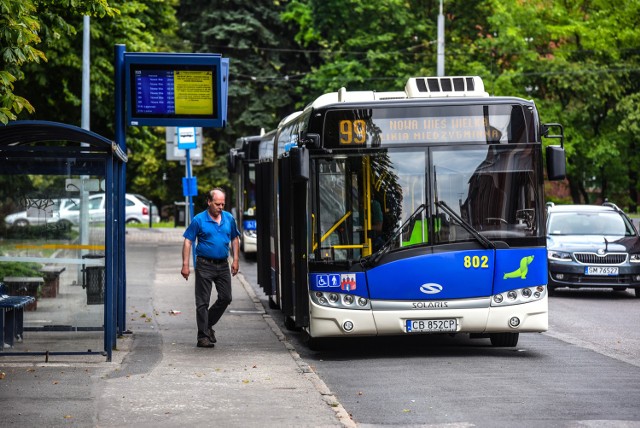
[0,262,43,279]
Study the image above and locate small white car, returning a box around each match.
[60,193,160,224]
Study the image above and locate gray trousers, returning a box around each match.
[194,257,232,340]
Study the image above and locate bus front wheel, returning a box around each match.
[490,332,519,347]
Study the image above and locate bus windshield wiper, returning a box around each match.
[436,200,495,249]
[361,203,427,267]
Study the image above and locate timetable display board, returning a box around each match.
[125,53,229,127]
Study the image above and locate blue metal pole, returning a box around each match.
[186,148,196,266]
[114,44,127,349]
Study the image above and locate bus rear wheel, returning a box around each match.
[490,332,519,347]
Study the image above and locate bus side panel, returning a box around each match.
[278,156,294,317]
[256,161,273,295]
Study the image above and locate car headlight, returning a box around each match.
[547,250,572,261]
[630,254,640,263]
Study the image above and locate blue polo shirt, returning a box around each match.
[183,210,240,259]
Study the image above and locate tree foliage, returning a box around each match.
[176,0,316,205]
[283,0,640,210]
[0,0,116,124]
[5,0,184,210]
[3,0,640,212]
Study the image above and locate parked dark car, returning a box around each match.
[546,203,640,297]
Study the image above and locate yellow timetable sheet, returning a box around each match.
[174,70,214,115]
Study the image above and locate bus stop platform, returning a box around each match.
[0,228,352,427]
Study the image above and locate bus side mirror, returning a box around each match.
[542,123,566,181]
[546,145,566,181]
[290,146,309,182]
[300,133,320,148]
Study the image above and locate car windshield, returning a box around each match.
[548,211,635,236]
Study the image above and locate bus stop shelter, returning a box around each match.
[0,120,127,361]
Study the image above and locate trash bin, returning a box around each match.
[82,254,105,305]
[174,202,187,227]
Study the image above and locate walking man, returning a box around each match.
[181,188,240,348]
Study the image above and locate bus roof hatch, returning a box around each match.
[405,76,488,98]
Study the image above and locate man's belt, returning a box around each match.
[197,256,228,264]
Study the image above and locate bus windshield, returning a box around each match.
[312,144,542,262]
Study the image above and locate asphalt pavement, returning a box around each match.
[0,228,353,427]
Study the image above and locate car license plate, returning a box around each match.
[405,319,457,333]
[585,266,619,276]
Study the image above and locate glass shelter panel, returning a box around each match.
[1,171,106,353]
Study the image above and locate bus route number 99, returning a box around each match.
[464,255,489,269]
[339,120,366,145]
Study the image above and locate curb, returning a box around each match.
[237,273,356,428]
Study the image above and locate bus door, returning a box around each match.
[278,149,310,327]
[255,160,274,296]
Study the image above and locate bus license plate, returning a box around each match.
[585,266,619,276]
[406,319,457,333]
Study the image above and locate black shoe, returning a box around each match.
[208,327,217,343]
[197,338,215,348]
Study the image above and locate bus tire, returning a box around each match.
[490,332,519,347]
[268,297,279,309]
[284,316,299,331]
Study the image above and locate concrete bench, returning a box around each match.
[2,277,44,311]
[0,283,35,350]
[40,266,66,298]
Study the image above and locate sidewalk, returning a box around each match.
[0,228,353,427]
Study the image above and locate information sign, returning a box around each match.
[124,53,229,127]
[177,127,197,149]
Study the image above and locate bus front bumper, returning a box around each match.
[308,296,548,338]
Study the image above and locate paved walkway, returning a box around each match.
[0,228,353,427]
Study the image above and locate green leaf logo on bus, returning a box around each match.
[503,255,535,280]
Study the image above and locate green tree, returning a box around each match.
[482,0,640,208]
[177,0,314,205]
[0,0,116,124]
[9,1,184,210]
[283,0,434,97]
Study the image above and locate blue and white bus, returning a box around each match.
[255,76,566,348]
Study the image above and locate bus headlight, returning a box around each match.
[492,286,546,307]
[309,291,371,309]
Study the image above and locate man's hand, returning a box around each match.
[231,260,239,276]
[181,238,192,281]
